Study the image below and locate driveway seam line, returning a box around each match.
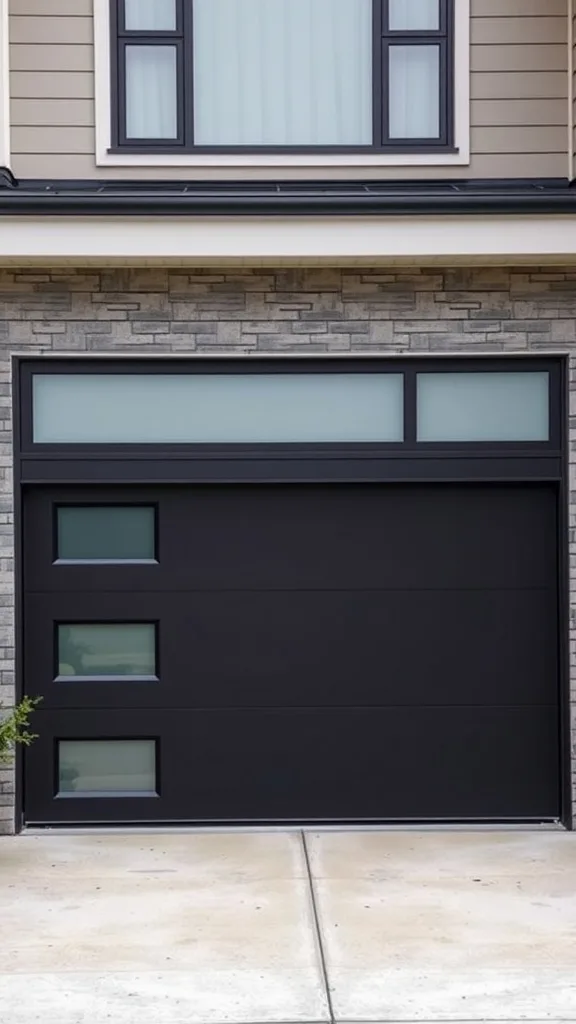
[300,829,336,1024]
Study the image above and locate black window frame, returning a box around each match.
[16,357,563,488]
[54,620,160,683]
[53,502,159,565]
[110,0,455,155]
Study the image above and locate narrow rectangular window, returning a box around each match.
[57,623,157,680]
[56,506,156,563]
[58,739,157,796]
[388,45,440,139]
[111,0,454,152]
[125,45,178,139]
[114,0,183,146]
[33,372,404,444]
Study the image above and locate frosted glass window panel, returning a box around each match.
[417,372,550,442]
[57,507,156,562]
[125,0,176,30]
[389,0,439,30]
[57,624,156,678]
[389,45,440,138]
[193,0,372,146]
[58,740,157,795]
[33,373,404,444]
[125,45,177,139]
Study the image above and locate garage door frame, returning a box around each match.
[13,354,572,830]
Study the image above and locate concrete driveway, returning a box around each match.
[0,830,575,1023]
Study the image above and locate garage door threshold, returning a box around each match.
[21,820,566,836]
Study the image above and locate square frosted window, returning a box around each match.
[33,373,404,444]
[125,0,176,30]
[57,624,156,679]
[417,371,550,442]
[57,506,156,563]
[389,0,439,30]
[58,740,157,796]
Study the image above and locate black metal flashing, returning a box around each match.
[0,167,17,189]
[1,173,576,216]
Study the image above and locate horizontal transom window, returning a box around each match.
[111,0,454,153]
[33,373,405,444]
[29,367,553,448]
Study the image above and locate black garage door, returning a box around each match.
[23,481,560,825]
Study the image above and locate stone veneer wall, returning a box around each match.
[0,265,575,832]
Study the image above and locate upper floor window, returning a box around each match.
[110,0,454,153]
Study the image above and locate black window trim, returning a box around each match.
[54,735,161,800]
[18,356,562,460]
[54,619,160,684]
[110,0,455,155]
[53,501,159,565]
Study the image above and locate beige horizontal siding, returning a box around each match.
[471,99,567,127]
[11,126,95,154]
[10,44,93,72]
[11,99,94,127]
[471,71,567,99]
[471,44,567,73]
[473,0,567,14]
[10,15,92,44]
[13,0,92,13]
[10,71,94,99]
[8,0,571,183]
[472,18,568,45]
[472,125,567,153]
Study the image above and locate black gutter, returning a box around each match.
[1,175,576,216]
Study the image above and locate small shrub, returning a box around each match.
[0,697,42,764]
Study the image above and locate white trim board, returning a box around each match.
[0,214,574,264]
[0,0,10,169]
[94,0,471,169]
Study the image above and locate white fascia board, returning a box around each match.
[0,215,575,264]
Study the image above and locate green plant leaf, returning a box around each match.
[0,697,42,764]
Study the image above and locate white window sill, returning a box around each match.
[96,150,470,169]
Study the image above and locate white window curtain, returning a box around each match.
[192,0,372,146]
[388,45,440,139]
[125,45,178,139]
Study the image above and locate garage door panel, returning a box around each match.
[168,589,557,709]
[24,706,560,825]
[162,485,556,592]
[26,587,557,710]
[22,479,562,824]
[25,484,556,594]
